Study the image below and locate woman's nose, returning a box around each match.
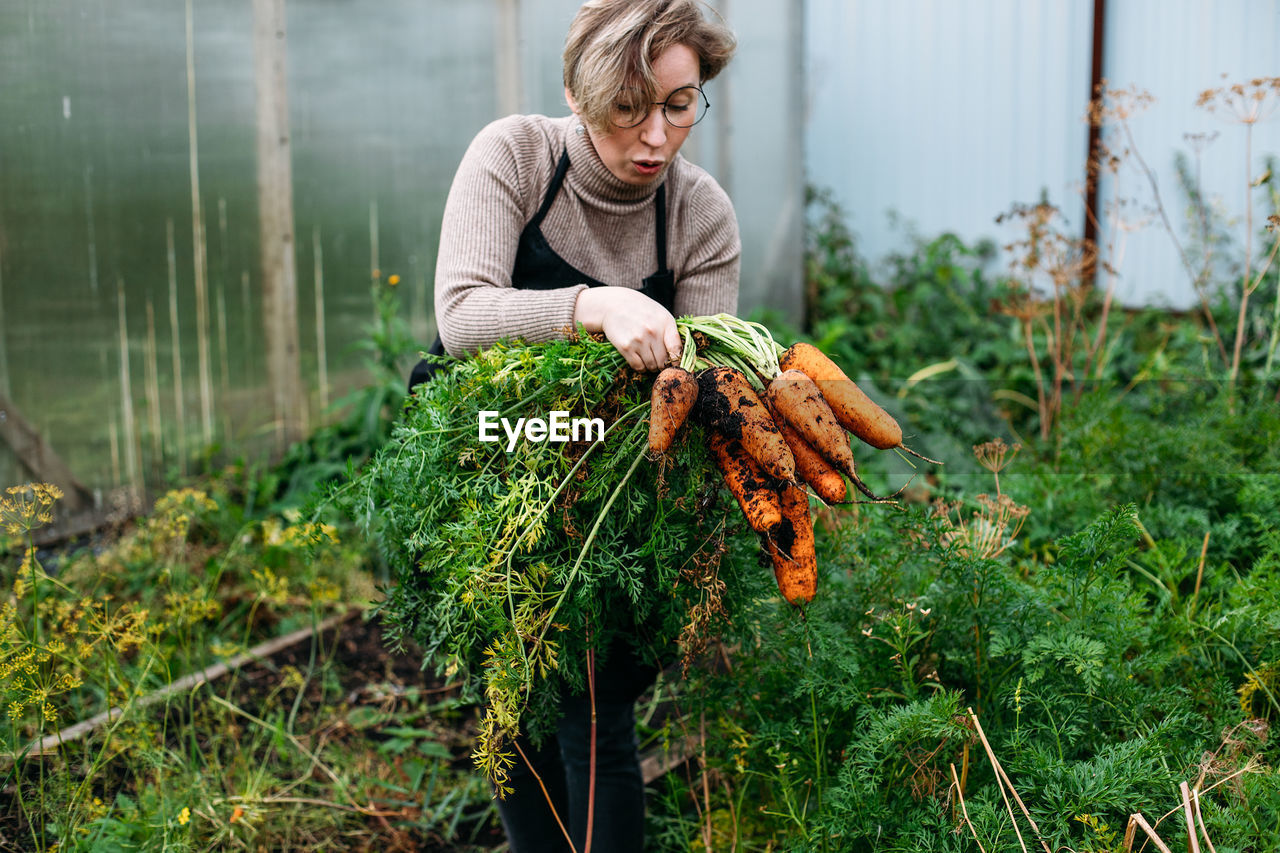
[638,108,668,147]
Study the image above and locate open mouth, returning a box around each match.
[633,160,663,176]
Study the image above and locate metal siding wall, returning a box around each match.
[1099,0,1280,308]
[806,0,1095,271]
[721,0,807,317]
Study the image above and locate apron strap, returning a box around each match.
[655,182,669,274]
[529,149,572,230]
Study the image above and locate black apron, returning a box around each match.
[408,147,674,391]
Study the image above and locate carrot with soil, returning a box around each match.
[648,366,699,455]
[766,368,888,501]
[706,431,783,534]
[779,342,902,450]
[696,365,796,482]
[770,410,849,505]
[768,482,818,605]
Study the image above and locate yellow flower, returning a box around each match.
[178,806,190,826]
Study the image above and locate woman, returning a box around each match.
[424,2,739,849]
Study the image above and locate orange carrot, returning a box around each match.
[772,412,848,504]
[769,482,817,605]
[766,370,889,500]
[648,366,699,455]
[706,431,782,534]
[779,342,902,450]
[766,369,858,474]
[697,366,795,482]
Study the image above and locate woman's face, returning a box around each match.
[568,43,701,186]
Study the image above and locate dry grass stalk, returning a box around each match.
[216,284,232,442]
[949,762,987,853]
[512,738,576,851]
[1125,812,1173,853]
[185,0,215,445]
[313,225,330,414]
[1191,788,1218,853]
[1179,781,1201,853]
[144,299,164,471]
[1190,530,1210,615]
[108,419,121,488]
[115,279,142,505]
[0,245,10,400]
[966,708,1052,853]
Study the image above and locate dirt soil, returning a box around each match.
[229,612,507,852]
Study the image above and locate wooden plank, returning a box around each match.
[640,733,703,785]
[254,0,305,450]
[11,608,363,759]
[0,394,94,513]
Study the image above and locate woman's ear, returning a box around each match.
[564,87,580,117]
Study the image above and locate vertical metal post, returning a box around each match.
[1083,0,1107,263]
[254,0,305,449]
[0,246,9,401]
[116,279,142,504]
[185,0,215,444]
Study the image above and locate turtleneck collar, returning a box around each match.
[562,116,668,205]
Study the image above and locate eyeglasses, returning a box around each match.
[611,85,710,129]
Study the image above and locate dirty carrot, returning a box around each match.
[706,431,783,534]
[779,342,902,450]
[648,366,699,455]
[769,482,817,605]
[771,410,848,504]
[696,366,796,482]
[766,370,889,500]
[766,369,858,472]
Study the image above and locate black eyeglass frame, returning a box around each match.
[610,85,711,130]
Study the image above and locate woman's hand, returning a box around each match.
[574,286,681,372]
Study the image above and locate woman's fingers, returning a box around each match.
[618,329,665,372]
[577,286,680,371]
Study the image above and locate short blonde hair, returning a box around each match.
[563,0,736,132]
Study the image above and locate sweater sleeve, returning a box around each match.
[433,117,588,356]
[671,170,741,318]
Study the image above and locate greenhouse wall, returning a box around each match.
[3,0,1279,497]
[805,0,1280,309]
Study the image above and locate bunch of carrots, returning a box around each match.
[650,316,930,606]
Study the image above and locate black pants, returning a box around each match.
[496,641,659,853]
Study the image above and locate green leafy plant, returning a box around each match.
[342,327,780,789]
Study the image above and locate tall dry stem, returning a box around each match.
[1088,82,1229,364]
[997,203,1097,438]
[1195,76,1280,387]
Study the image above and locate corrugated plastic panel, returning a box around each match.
[806,0,1096,275]
[1097,0,1280,308]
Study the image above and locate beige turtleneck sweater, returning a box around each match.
[433,114,741,356]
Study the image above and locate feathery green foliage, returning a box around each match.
[346,331,764,788]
